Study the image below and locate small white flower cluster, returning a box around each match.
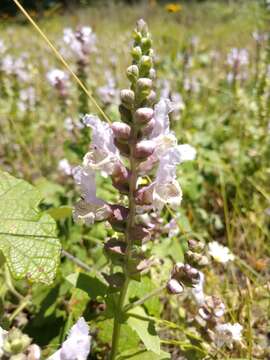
[48,318,91,360]
[208,241,235,263]
[63,26,96,63]
[0,39,6,55]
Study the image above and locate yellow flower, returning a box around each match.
[165,3,182,13]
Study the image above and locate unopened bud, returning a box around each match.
[137,78,152,92]
[142,118,155,136]
[185,250,209,267]
[188,239,205,253]
[198,296,225,322]
[127,65,139,83]
[131,46,142,62]
[172,263,200,287]
[135,185,153,205]
[108,205,129,232]
[135,107,154,125]
[27,344,41,360]
[141,37,152,53]
[146,90,157,105]
[149,68,156,79]
[134,140,155,159]
[111,122,131,141]
[136,19,148,36]
[120,89,135,109]
[140,55,153,75]
[111,164,130,194]
[167,278,184,294]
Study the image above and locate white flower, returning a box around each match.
[208,241,235,263]
[18,86,36,112]
[47,69,68,87]
[214,322,243,348]
[0,326,8,358]
[73,166,110,225]
[192,271,205,305]
[83,114,121,175]
[58,159,73,176]
[48,318,91,360]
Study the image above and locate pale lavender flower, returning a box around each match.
[63,26,96,62]
[227,48,249,67]
[1,55,30,82]
[58,158,73,176]
[164,218,180,238]
[27,344,41,360]
[48,318,91,360]
[73,166,110,225]
[47,69,69,87]
[82,114,122,175]
[97,71,119,105]
[214,323,243,348]
[183,76,200,93]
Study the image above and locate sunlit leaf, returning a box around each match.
[0,171,61,284]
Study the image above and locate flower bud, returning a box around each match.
[149,68,156,79]
[135,185,153,205]
[108,205,129,232]
[103,272,125,289]
[136,78,152,92]
[171,263,200,287]
[127,65,139,83]
[185,250,209,268]
[131,46,142,62]
[188,239,205,253]
[111,164,130,194]
[142,118,155,136]
[135,107,154,125]
[146,90,157,106]
[198,296,225,323]
[141,37,152,53]
[111,122,131,141]
[104,238,127,265]
[120,89,135,109]
[140,55,153,75]
[167,278,184,294]
[134,140,155,159]
[136,19,148,36]
[130,225,151,244]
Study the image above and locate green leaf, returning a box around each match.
[0,171,61,284]
[127,307,161,355]
[127,277,162,317]
[117,349,171,360]
[66,272,108,299]
[47,206,72,220]
[97,319,140,353]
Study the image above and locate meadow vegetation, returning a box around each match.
[0,1,269,359]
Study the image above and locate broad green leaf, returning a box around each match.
[127,277,162,317]
[127,307,160,355]
[97,319,140,353]
[66,272,108,299]
[0,171,61,284]
[117,349,171,360]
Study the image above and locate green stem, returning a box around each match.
[110,123,138,359]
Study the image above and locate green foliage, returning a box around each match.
[0,171,61,284]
